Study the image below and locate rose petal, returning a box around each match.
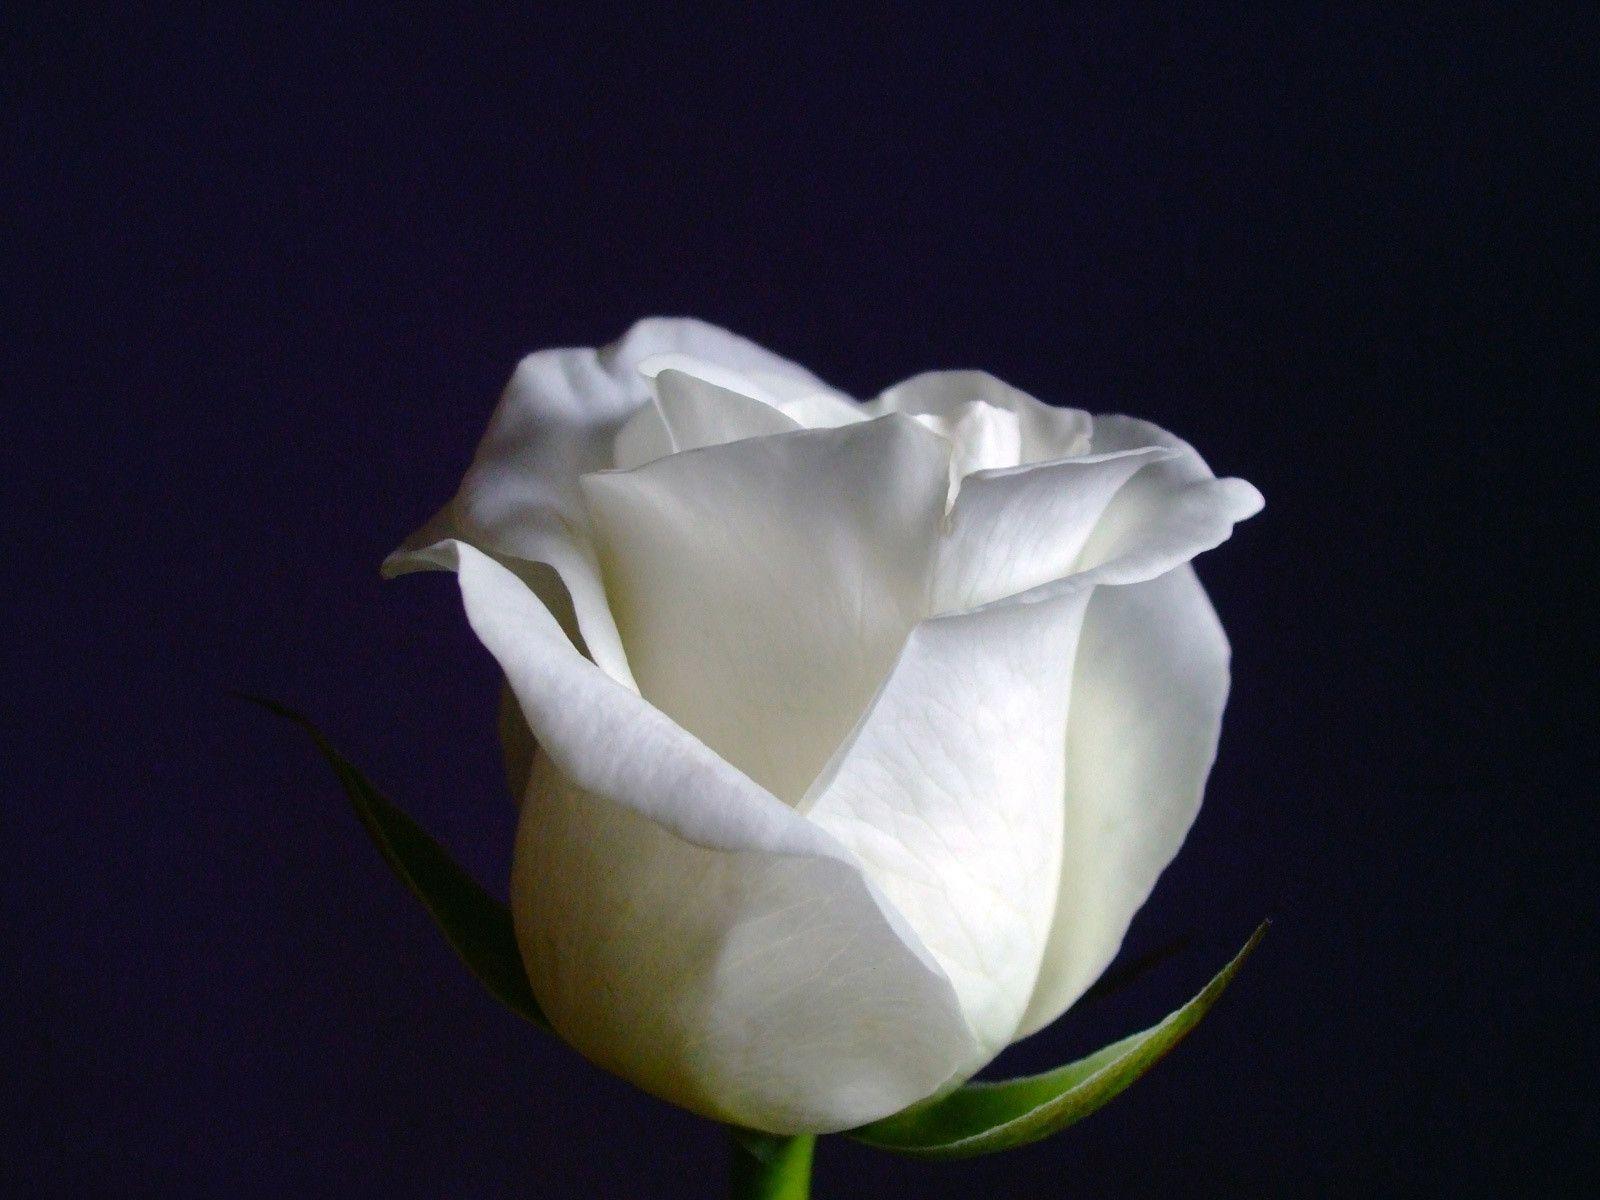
[617,355,870,464]
[871,370,1093,462]
[910,401,1024,498]
[579,415,952,806]
[803,581,1092,1053]
[514,761,982,1132]
[384,318,829,686]
[612,367,801,471]
[1016,564,1234,1036]
[1073,415,1264,586]
[442,540,978,1131]
[775,391,870,429]
[933,447,1173,612]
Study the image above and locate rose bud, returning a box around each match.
[384,319,1262,1134]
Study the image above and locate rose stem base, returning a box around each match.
[727,1129,815,1200]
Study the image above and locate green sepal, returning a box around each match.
[244,695,550,1031]
[846,921,1267,1159]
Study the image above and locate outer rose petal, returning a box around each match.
[384,318,829,686]
[579,415,952,806]
[1074,415,1264,585]
[933,447,1173,612]
[444,541,978,1131]
[803,403,1260,1049]
[803,581,1091,1054]
[1016,564,1234,1037]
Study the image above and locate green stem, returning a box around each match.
[728,1129,815,1200]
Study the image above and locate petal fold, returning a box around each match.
[613,367,801,471]
[804,582,1092,1054]
[437,539,977,1131]
[385,318,830,685]
[579,415,952,806]
[933,447,1173,612]
[514,762,980,1132]
[1073,416,1263,586]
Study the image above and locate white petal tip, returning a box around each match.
[1223,478,1266,521]
[634,352,684,379]
[381,540,462,578]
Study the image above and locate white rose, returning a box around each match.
[386,318,1262,1135]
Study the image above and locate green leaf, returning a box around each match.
[242,694,550,1031]
[846,922,1267,1159]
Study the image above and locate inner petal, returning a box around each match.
[580,416,953,805]
[910,400,1023,505]
[874,371,1091,464]
[613,368,801,470]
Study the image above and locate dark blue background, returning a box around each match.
[5,5,1591,1196]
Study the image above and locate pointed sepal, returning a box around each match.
[846,922,1266,1158]
[244,695,549,1031]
